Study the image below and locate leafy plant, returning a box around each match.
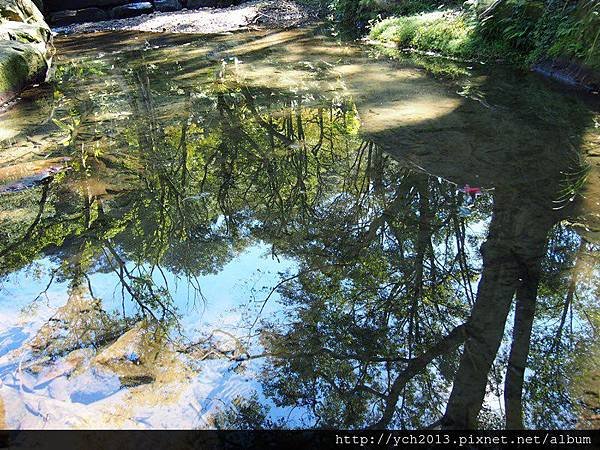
[366,0,600,69]
[549,0,600,68]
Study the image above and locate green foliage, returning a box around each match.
[548,1,600,69]
[370,11,485,58]
[476,0,599,67]
[300,0,461,30]
[479,0,546,52]
[364,0,600,70]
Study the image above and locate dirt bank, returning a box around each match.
[52,0,319,35]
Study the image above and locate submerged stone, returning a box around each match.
[28,286,121,358]
[93,322,163,379]
[119,375,155,388]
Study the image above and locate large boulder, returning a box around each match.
[0,0,53,105]
[0,19,48,43]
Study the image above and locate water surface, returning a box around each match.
[0,27,599,429]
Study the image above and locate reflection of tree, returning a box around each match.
[0,58,380,364]
[524,229,600,429]
[255,164,486,428]
[441,188,553,429]
[1,33,598,430]
[247,166,598,430]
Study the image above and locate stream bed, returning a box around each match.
[0,27,599,429]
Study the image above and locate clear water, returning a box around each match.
[0,27,598,430]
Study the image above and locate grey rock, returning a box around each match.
[111,2,153,19]
[45,0,129,13]
[154,0,181,12]
[50,7,107,25]
[186,0,236,9]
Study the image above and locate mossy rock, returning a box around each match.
[0,40,47,104]
[0,0,52,105]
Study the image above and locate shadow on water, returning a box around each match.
[0,27,598,430]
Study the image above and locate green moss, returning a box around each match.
[0,48,29,94]
[412,14,474,55]
[0,41,45,101]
